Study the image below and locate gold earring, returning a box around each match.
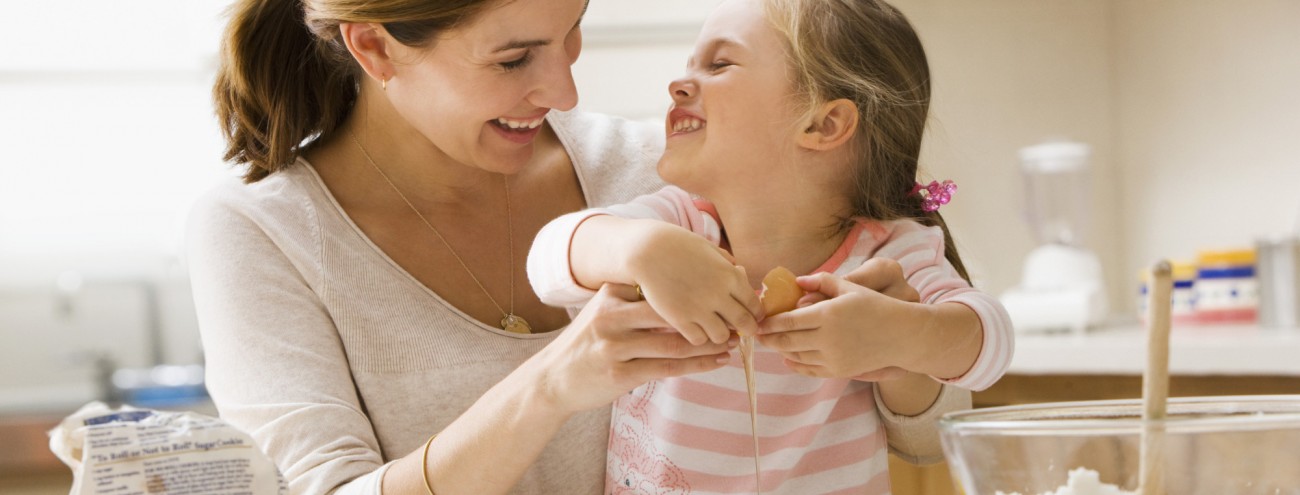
[382,77,388,91]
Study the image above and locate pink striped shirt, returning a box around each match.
[528,186,1013,494]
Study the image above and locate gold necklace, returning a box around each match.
[349,131,532,334]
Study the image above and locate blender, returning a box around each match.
[1000,140,1108,334]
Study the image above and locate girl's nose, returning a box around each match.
[668,78,696,101]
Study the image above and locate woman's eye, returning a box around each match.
[500,52,534,72]
[708,60,733,71]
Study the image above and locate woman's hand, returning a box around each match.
[756,259,924,380]
[626,222,763,345]
[530,283,737,414]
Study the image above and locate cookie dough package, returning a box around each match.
[49,401,286,495]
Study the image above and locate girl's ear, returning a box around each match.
[797,99,859,151]
[339,23,397,86]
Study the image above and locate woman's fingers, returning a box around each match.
[852,367,910,382]
[781,359,832,378]
[778,349,825,366]
[614,330,735,361]
[617,354,733,384]
[590,284,671,330]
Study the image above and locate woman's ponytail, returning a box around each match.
[213,0,357,183]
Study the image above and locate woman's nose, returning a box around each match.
[531,47,580,111]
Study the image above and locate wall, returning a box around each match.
[1114,1,1300,290]
[3,0,1298,415]
[575,0,1300,315]
[574,0,1122,307]
[890,0,1120,305]
[0,0,229,413]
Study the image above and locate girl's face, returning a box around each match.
[385,0,587,174]
[657,0,803,196]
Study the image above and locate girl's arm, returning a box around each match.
[528,187,762,344]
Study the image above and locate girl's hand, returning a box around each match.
[627,223,763,345]
[531,283,737,414]
[756,268,926,379]
[795,258,919,308]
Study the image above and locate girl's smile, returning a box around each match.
[667,108,707,137]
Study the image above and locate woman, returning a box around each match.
[191,0,734,493]
[190,0,936,493]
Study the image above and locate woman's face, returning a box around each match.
[657,0,802,197]
[385,0,588,174]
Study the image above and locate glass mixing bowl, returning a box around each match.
[940,395,1300,495]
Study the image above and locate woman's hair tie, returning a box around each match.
[911,180,957,212]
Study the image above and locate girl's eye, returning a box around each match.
[708,60,733,72]
[500,51,534,72]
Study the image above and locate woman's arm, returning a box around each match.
[190,192,733,495]
[384,284,734,494]
[189,194,391,494]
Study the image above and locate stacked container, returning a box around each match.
[1194,249,1258,323]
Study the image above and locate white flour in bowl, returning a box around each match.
[995,467,1136,495]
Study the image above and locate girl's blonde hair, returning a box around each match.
[213,0,499,183]
[765,0,969,281]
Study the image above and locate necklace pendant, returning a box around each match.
[501,314,532,334]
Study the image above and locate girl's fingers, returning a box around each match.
[756,306,822,335]
[795,272,866,298]
[735,269,765,318]
[661,319,709,346]
[757,328,818,352]
[699,314,732,345]
[722,301,760,337]
[796,292,828,308]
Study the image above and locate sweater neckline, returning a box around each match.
[293,114,587,339]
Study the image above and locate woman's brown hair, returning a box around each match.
[766,0,970,281]
[213,0,498,183]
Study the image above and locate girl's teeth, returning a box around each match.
[496,117,545,129]
[674,119,704,132]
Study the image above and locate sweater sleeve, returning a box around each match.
[875,224,1015,392]
[186,187,389,495]
[527,186,722,308]
[873,382,971,465]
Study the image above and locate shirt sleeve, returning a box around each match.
[875,224,1015,392]
[186,191,390,495]
[526,186,722,308]
[873,382,971,465]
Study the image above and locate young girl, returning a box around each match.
[527,0,1013,493]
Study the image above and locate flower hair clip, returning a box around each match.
[911,180,957,212]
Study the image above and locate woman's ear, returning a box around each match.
[339,23,396,86]
[797,99,859,151]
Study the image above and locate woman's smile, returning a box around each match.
[489,111,549,144]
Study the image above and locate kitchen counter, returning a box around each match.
[975,322,1300,408]
[1008,323,1300,376]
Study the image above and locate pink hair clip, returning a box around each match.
[911,180,957,212]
